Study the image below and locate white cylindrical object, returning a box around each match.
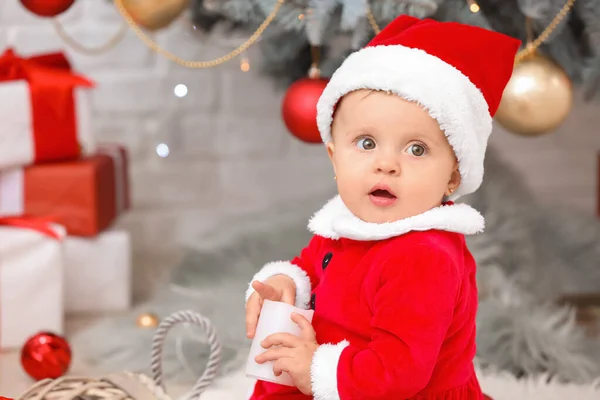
[245,299,315,386]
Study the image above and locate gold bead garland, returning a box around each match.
[52,19,128,55]
[114,0,285,69]
[116,0,576,73]
[515,0,576,64]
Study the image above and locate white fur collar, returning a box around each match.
[307,195,484,241]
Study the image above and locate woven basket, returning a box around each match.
[16,311,222,400]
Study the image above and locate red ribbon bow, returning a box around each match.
[0,48,93,87]
[0,216,63,240]
[0,48,95,164]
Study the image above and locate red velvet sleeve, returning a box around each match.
[311,244,461,399]
[245,235,322,309]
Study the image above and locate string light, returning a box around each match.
[174,84,188,97]
[298,13,305,20]
[156,143,170,158]
[467,0,480,13]
[240,53,250,72]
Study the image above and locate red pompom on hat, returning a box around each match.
[316,15,521,200]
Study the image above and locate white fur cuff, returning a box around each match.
[245,261,313,309]
[311,340,350,400]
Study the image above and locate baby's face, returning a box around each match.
[327,89,460,224]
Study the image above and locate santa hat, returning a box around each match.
[316,15,521,200]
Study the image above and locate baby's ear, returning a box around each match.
[448,164,461,193]
[325,141,337,177]
[326,141,335,160]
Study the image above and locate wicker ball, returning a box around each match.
[17,310,222,400]
[17,372,171,400]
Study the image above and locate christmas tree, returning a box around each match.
[191,0,600,99]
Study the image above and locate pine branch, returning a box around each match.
[577,0,600,99]
[517,0,571,41]
[477,0,592,85]
[190,0,600,99]
[434,0,492,29]
[259,30,316,87]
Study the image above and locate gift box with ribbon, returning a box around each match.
[64,229,132,313]
[0,217,66,350]
[0,48,96,170]
[97,144,131,212]
[0,145,131,237]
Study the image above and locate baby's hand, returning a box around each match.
[245,275,296,339]
[255,312,318,396]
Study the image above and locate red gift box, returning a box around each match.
[0,48,95,169]
[0,146,130,237]
[97,144,131,212]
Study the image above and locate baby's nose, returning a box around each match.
[375,156,399,175]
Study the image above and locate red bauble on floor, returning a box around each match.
[281,77,329,144]
[21,332,72,381]
[20,0,76,17]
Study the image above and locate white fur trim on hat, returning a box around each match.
[316,45,492,200]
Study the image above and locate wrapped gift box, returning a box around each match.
[0,218,66,350]
[0,48,96,169]
[64,229,131,313]
[97,144,131,212]
[0,145,131,237]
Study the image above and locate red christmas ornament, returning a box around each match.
[20,0,76,17]
[21,332,72,381]
[281,77,329,144]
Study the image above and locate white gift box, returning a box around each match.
[64,230,132,313]
[0,80,95,170]
[0,222,66,349]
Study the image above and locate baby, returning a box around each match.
[245,15,520,400]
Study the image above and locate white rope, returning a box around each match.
[151,311,222,400]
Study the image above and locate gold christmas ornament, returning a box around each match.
[120,0,190,31]
[495,52,573,136]
[136,312,160,328]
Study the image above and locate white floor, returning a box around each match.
[0,315,253,399]
[3,317,600,400]
[0,346,253,399]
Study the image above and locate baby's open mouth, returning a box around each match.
[368,185,397,207]
[369,189,396,199]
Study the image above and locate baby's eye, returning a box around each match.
[356,137,376,150]
[407,144,426,156]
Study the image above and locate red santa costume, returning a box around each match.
[246,15,520,400]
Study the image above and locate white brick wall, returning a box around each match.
[0,0,334,299]
[489,97,600,213]
[2,0,599,300]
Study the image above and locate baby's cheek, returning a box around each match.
[345,166,372,189]
[337,178,360,197]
